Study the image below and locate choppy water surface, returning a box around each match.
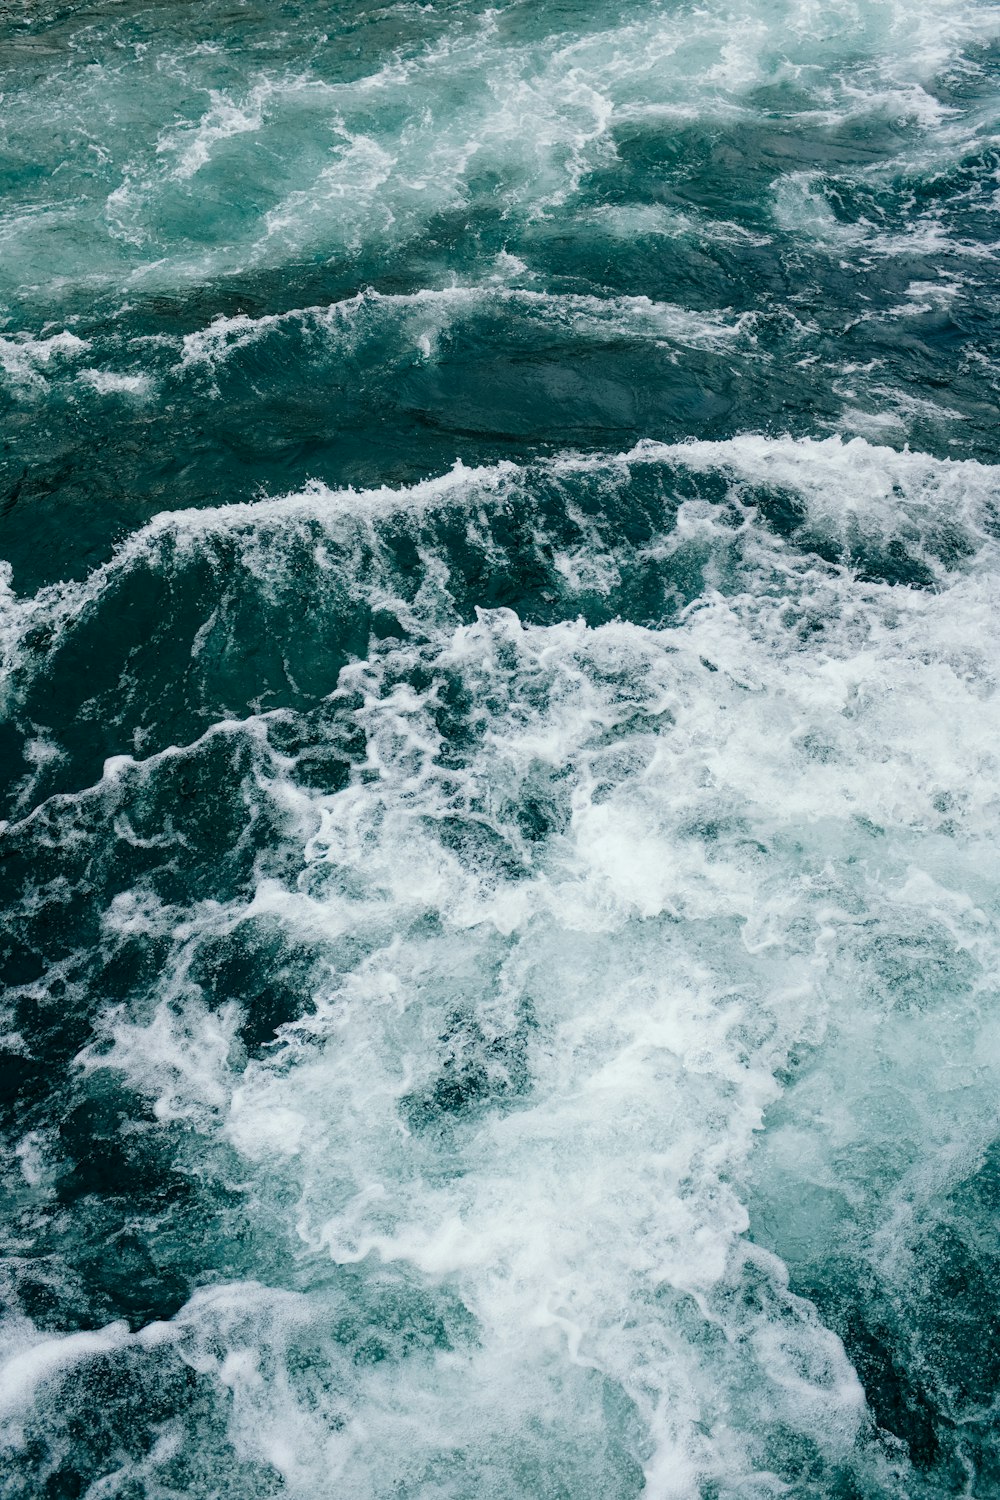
[2,1,1000,1496]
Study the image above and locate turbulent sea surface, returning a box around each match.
[2,1,1000,1495]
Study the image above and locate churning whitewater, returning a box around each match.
[1,1,1000,1497]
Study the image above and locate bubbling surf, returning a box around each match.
[1,2,999,1498]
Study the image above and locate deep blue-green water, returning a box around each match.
[2,2,1000,1496]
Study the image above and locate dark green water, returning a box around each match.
[1,1,999,1496]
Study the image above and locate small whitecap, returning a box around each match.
[79,367,155,397]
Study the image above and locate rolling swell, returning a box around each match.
[1,1,1000,1498]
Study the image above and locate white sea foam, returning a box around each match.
[2,0,1000,1489]
[0,331,90,389]
[5,0,999,295]
[79,367,154,397]
[175,285,757,377]
[0,1321,131,1441]
[158,81,277,181]
[1,433,996,707]
[2,432,997,1494]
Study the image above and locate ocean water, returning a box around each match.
[1,0,1000,1496]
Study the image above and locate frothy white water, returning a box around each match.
[2,434,998,1495]
[0,331,90,389]
[1,432,995,671]
[4,0,1000,298]
[77,368,155,398]
[175,285,759,375]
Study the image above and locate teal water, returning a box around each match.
[2,1,1000,1496]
